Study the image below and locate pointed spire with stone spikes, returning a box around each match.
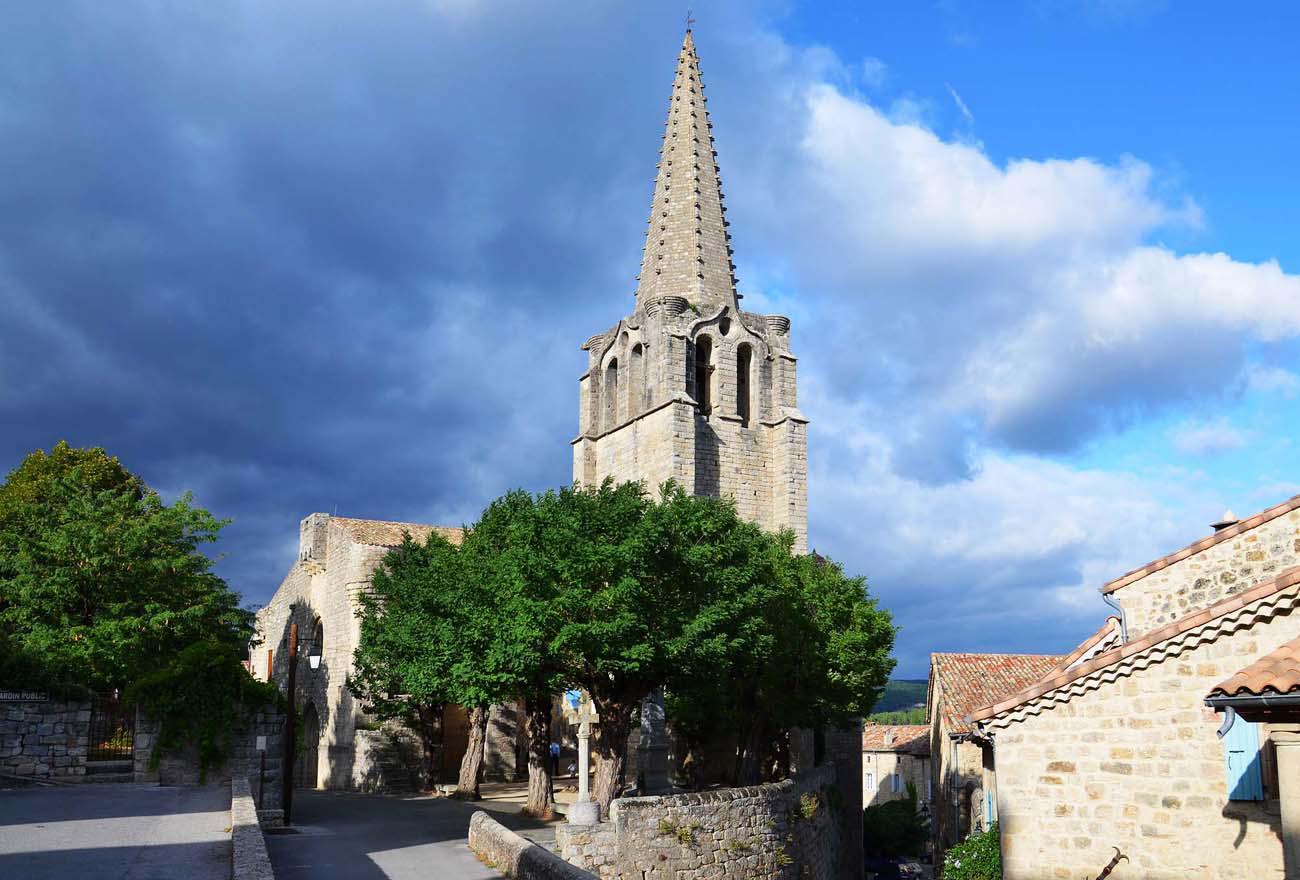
[635,28,738,313]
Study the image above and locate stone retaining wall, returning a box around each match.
[134,706,285,813]
[557,766,841,880]
[231,777,275,880]
[0,697,91,779]
[467,811,596,879]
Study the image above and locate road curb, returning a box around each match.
[232,777,276,879]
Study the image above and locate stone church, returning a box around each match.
[253,30,815,795]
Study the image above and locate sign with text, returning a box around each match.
[0,690,50,702]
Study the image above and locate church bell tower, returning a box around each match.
[571,30,808,551]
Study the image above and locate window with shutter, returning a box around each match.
[1224,715,1265,801]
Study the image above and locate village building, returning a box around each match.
[251,514,526,791]
[926,651,1063,860]
[862,724,931,808]
[972,493,1300,879]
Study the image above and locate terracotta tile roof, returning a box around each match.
[1210,637,1300,698]
[330,516,464,548]
[972,565,1300,722]
[862,725,930,757]
[930,653,1065,735]
[1102,492,1300,594]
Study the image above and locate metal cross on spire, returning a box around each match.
[685,9,695,32]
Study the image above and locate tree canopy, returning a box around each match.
[350,478,897,813]
[0,442,251,692]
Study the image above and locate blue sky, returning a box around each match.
[2,1,1298,677]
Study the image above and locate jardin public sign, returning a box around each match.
[0,690,50,702]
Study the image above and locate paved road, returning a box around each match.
[267,790,556,880]
[0,783,230,880]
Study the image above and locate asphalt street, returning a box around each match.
[0,783,231,880]
[266,790,556,880]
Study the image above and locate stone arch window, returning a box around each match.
[736,343,752,426]
[693,335,713,414]
[629,343,645,414]
[603,358,619,430]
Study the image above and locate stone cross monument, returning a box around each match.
[567,696,601,826]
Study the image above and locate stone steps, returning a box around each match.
[81,759,134,783]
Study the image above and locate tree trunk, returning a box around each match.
[415,703,445,791]
[591,698,635,817]
[523,694,553,819]
[452,704,488,799]
[734,718,769,786]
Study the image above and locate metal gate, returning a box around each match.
[88,690,135,761]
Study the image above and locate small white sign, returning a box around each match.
[256,735,267,752]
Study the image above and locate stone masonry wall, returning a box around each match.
[0,697,90,779]
[1116,506,1300,639]
[556,766,841,880]
[990,608,1299,880]
[134,706,285,812]
[469,810,596,880]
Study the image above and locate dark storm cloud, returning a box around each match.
[5,2,1293,681]
[0,1,736,606]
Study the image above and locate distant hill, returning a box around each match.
[871,679,928,714]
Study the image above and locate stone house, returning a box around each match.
[862,724,930,808]
[927,652,1063,859]
[972,493,1300,879]
[251,513,525,792]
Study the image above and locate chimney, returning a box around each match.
[1211,510,1239,533]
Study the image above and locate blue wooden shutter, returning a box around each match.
[984,789,994,824]
[1224,716,1264,801]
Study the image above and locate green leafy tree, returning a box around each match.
[351,522,526,799]
[0,443,251,691]
[664,522,895,785]
[125,641,281,780]
[351,533,462,789]
[352,479,897,818]
[460,489,576,816]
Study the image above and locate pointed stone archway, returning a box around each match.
[297,702,321,790]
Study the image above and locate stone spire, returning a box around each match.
[635,29,738,313]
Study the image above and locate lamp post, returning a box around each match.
[282,621,297,826]
[281,621,322,827]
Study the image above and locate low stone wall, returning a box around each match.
[134,706,285,813]
[468,811,596,880]
[557,766,842,880]
[0,696,91,780]
[231,777,275,880]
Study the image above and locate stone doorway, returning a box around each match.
[297,702,321,789]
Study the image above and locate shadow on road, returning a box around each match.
[0,782,226,825]
[268,790,558,880]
